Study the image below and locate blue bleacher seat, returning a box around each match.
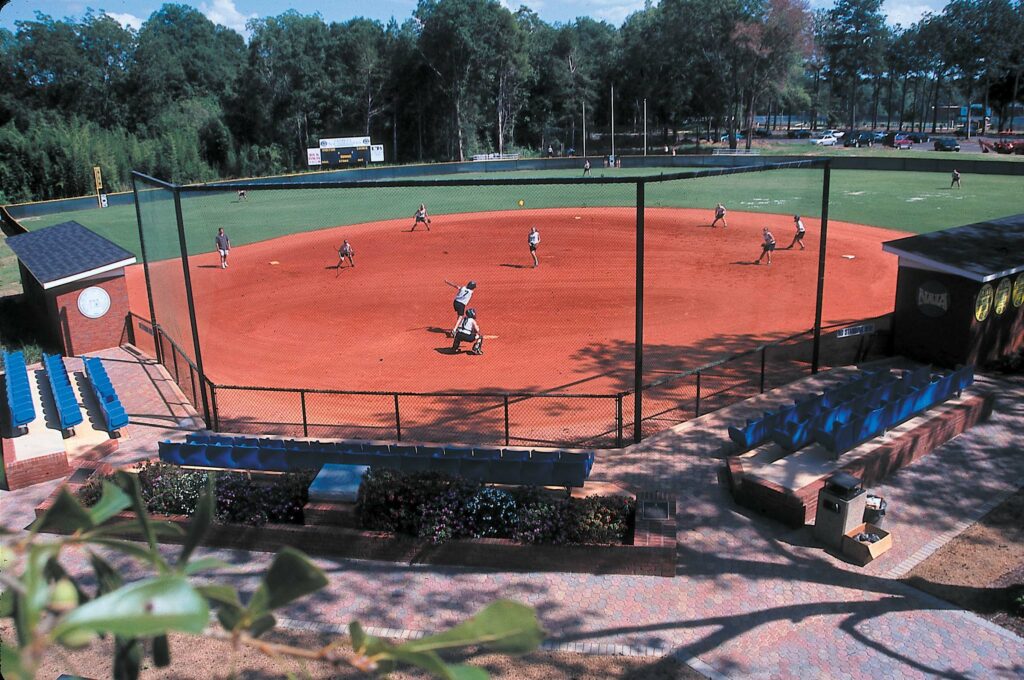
[42,353,83,433]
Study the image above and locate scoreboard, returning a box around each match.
[308,136,383,168]
[319,145,370,167]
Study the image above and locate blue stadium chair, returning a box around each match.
[400,449,436,473]
[433,450,466,476]
[460,449,499,482]
[491,449,529,484]
[158,440,186,465]
[205,444,234,468]
[523,451,558,486]
[258,448,288,471]
[230,445,261,469]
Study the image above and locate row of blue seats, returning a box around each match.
[2,350,35,433]
[728,369,893,450]
[42,353,84,434]
[813,366,973,454]
[83,357,129,432]
[773,366,973,451]
[161,437,596,488]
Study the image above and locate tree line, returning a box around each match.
[0,0,1021,203]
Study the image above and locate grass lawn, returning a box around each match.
[11,167,1024,263]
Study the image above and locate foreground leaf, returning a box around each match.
[52,575,209,640]
[179,477,215,565]
[400,600,542,655]
[1,641,30,680]
[87,482,132,526]
[31,488,93,534]
[247,547,327,616]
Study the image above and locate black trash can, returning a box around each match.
[863,494,887,528]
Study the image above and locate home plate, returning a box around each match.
[575,216,582,219]
[269,260,279,265]
[483,335,499,339]
[842,255,855,259]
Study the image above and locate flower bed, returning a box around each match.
[41,460,676,577]
[76,461,315,526]
[356,469,635,545]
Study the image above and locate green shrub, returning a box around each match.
[135,461,208,516]
[356,469,636,545]
[464,487,518,538]
[356,468,467,535]
[512,499,570,544]
[75,462,312,526]
[565,496,636,545]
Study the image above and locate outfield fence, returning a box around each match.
[133,312,889,448]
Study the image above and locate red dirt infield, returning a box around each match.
[126,208,903,443]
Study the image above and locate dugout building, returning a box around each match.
[6,221,136,356]
[883,213,1024,367]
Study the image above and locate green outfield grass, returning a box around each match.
[12,168,1024,264]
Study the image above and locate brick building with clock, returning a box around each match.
[6,221,136,356]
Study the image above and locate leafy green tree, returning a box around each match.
[128,5,244,132]
[822,0,888,128]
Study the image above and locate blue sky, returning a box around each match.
[0,0,948,35]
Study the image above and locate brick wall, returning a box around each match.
[51,274,130,356]
[3,447,70,490]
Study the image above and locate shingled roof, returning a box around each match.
[6,221,136,290]
[882,213,1024,283]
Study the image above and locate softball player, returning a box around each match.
[712,203,727,228]
[446,280,476,320]
[215,228,230,269]
[756,227,776,265]
[451,309,484,355]
[786,215,806,250]
[528,227,540,267]
[337,239,355,268]
[583,160,591,177]
[412,203,431,231]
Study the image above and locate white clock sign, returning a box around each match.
[77,286,111,319]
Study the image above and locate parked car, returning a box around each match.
[884,132,913,149]
[992,140,1024,155]
[752,128,773,138]
[787,129,813,139]
[906,132,930,143]
[933,137,961,152]
[844,131,875,148]
[871,130,887,142]
[809,133,839,146]
[719,132,746,142]
[822,129,846,139]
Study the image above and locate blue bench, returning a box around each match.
[83,357,129,433]
[42,353,83,436]
[2,350,36,434]
[159,434,596,488]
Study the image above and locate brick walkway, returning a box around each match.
[2,350,1021,679]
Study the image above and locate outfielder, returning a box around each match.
[451,308,484,355]
[337,239,355,268]
[528,227,540,267]
[583,160,591,177]
[215,228,230,269]
[951,169,961,189]
[786,215,806,250]
[412,203,431,231]
[712,203,727,228]
[237,189,247,201]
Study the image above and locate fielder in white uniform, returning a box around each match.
[528,227,540,268]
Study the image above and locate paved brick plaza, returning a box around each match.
[2,347,1021,678]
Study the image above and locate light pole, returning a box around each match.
[643,98,647,156]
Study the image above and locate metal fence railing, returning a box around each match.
[134,316,888,448]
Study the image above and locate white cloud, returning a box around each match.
[884,1,940,28]
[105,11,144,30]
[199,0,256,34]
[581,0,645,26]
